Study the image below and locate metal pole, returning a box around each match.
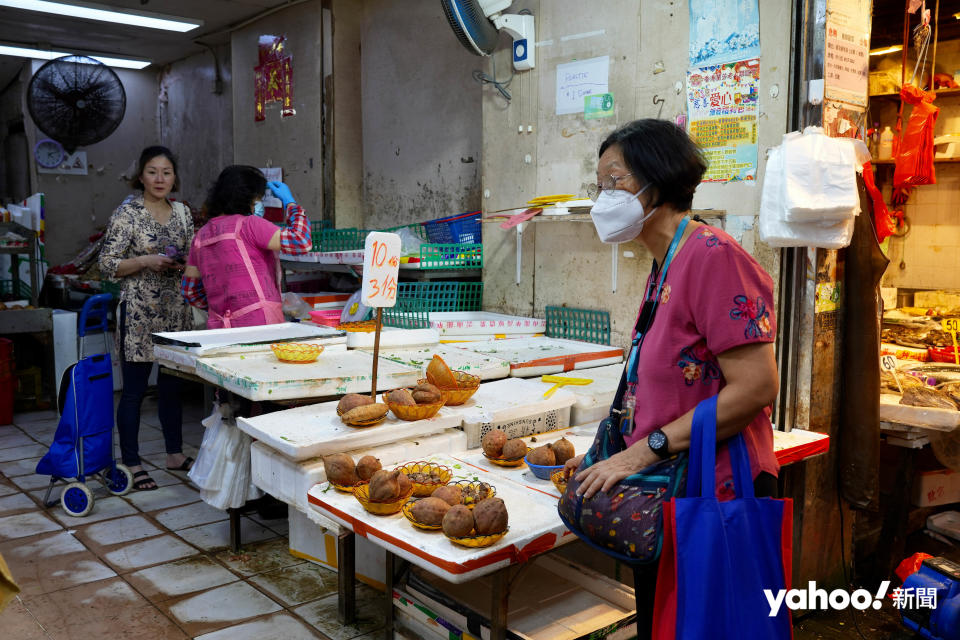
[337,529,356,624]
[370,307,382,398]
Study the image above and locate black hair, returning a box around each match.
[598,119,706,212]
[204,165,267,218]
[130,145,179,191]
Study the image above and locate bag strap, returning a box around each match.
[686,395,755,499]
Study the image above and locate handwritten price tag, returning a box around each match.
[880,355,898,371]
[361,232,401,308]
[942,319,960,365]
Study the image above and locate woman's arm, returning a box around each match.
[575,341,778,498]
[180,265,207,309]
[267,203,311,254]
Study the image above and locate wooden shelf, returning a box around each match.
[870,87,960,100]
[872,158,960,165]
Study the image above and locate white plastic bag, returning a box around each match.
[759,145,856,249]
[395,226,424,257]
[189,404,226,491]
[192,403,260,509]
[781,127,860,222]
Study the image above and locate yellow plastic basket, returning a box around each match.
[445,528,509,548]
[401,499,443,530]
[270,342,323,363]
[353,483,414,515]
[394,461,453,496]
[382,393,444,421]
[482,448,531,467]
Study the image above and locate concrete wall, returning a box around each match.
[360,0,482,230]
[26,63,159,266]
[158,45,234,211]
[480,1,791,349]
[231,1,324,220]
[0,63,29,204]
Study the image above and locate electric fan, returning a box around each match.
[441,0,535,70]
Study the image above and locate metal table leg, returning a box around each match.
[338,528,356,624]
[384,550,395,639]
[491,567,509,640]
[229,507,241,552]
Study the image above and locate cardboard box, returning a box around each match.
[288,507,386,589]
[912,468,960,507]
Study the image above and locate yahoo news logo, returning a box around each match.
[764,581,892,616]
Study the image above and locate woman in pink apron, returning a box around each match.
[181,165,311,327]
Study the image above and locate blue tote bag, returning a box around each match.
[652,396,793,640]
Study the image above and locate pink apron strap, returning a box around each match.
[209,217,284,327]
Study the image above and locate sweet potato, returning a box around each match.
[323,453,359,487]
[369,469,401,502]
[387,389,416,406]
[501,438,527,460]
[527,444,556,466]
[481,429,507,457]
[337,393,374,415]
[397,472,413,495]
[442,504,475,537]
[355,455,382,481]
[473,497,508,535]
[341,403,389,425]
[412,382,442,404]
[432,484,463,506]
[549,438,575,465]
[411,497,451,526]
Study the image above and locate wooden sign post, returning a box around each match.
[361,232,401,398]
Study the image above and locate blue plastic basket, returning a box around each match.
[524,454,564,480]
[422,211,482,244]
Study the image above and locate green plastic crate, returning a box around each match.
[314,228,369,252]
[395,281,484,312]
[545,306,611,345]
[0,279,31,299]
[457,282,483,311]
[418,243,482,270]
[382,297,431,329]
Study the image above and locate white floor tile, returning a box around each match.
[153,500,228,531]
[176,517,276,551]
[193,612,320,639]
[48,495,139,526]
[294,589,385,640]
[124,483,200,512]
[165,581,281,626]
[249,561,338,606]
[0,456,43,477]
[0,444,49,463]
[10,473,56,492]
[103,534,197,572]
[127,555,237,601]
[79,514,164,547]
[0,492,37,515]
[0,433,36,450]
[0,511,62,541]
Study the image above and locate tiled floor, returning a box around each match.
[0,399,384,640]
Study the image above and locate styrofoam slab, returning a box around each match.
[429,312,546,336]
[526,363,623,425]
[771,429,830,466]
[439,378,576,448]
[366,345,510,381]
[154,340,348,374]
[195,349,420,401]
[152,322,344,354]
[307,452,577,583]
[879,393,960,431]
[237,398,461,460]
[346,327,439,349]
[452,338,623,378]
[440,333,544,343]
[250,428,468,511]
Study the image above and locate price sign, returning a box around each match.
[361,232,401,308]
[942,318,960,365]
[880,355,898,371]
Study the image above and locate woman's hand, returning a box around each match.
[574,444,658,499]
[563,454,585,479]
[267,181,296,209]
[139,254,177,272]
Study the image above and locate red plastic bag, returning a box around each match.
[894,552,933,587]
[861,162,896,243]
[893,85,939,189]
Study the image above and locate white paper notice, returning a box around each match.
[556,56,609,115]
[260,167,283,208]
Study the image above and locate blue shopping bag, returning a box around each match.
[652,396,793,640]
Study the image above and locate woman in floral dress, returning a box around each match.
[99,146,194,491]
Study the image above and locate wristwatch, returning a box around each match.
[647,429,671,459]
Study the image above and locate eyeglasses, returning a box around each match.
[586,173,633,201]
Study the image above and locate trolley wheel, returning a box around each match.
[103,464,133,496]
[61,482,94,517]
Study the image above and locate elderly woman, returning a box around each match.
[181,165,311,327]
[99,146,194,491]
[566,119,780,639]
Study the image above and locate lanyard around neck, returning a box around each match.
[625,216,691,386]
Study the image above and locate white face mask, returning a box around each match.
[589,183,658,244]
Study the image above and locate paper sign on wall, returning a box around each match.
[556,56,609,115]
[824,22,869,106]
[361,232,400,308]
[260,167,283,208]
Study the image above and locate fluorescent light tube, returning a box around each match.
[0,44,150,69]
[0,0,202,32]
[869,45,903,56]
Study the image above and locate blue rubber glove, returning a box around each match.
[267,181,296,209]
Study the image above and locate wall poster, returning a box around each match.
[255,35,295,121]
[824,22,870,107]
[688,0,761,66]
[686,58,760,182]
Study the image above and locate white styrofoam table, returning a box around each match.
[152,322,344,354]
[428,312,546,337]
[366,344,511,381]
[452,337,623,377]
[194,349,420,401]
[154,340,348,375]
[525,363,623,425]
[237,399,462,461]
[345,327,440,349]
[307,453,577,583]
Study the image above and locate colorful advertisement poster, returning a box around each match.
[689,0,760,66]
[824,22,869,106]
[686,58,760,182]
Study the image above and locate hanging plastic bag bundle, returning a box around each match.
[780,127,860,222]
[893,84,939,189]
